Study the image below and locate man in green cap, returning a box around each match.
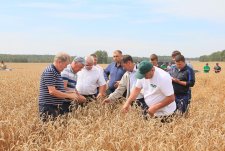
[122,60,176,119]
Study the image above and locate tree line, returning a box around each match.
[0,50,198,63]
[199,50,225,62]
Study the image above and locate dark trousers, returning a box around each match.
[175,94,190,114]
[39,102,72,122]
[132,98,149,116]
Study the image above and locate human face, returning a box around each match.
[150,58,158,66]
[122,61,133,72]
[113,52,123,63]
[58,60,69,72]
[84,62,93,70]
[144,67,155,79]
[71,62,84,73]
[175,61,185,69]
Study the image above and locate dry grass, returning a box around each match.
[0,62,225,151]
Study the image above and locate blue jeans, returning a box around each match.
[39,102,72,122]
[175,94,189,114]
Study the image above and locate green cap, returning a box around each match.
[136,60,153,79]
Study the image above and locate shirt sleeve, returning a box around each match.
[98,71,107,86]
[135,79,143,89]
[187,67,195,87]
[104,64,111,81]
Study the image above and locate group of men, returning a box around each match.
[203,62,222,73]
[39,50,195,122]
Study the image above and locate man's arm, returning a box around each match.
[148,94,175,116]
[121,87,141,113]
[103,73,128,103]
[104,64,111,81]
[47,86,78,100]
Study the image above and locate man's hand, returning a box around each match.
[147,105,158,117]
[102,98,112,104]
[77,94,86,103]
[172,77,180,83]
[114,81,120,88]
[121,101,131,113]
[97,93,104,100]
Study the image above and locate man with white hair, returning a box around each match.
[61,56,87,102]
[39,52,85,122]
[76,56,106,101]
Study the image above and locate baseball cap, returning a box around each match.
[136,60,153,79]
[73,56,85,65]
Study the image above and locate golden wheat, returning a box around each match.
[0,62,224,151]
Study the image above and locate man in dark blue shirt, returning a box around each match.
[104,50,126,95]
[169,55,195,114]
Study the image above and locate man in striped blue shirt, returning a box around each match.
[61,57,85,91]
[39,52,85,122]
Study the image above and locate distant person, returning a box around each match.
[171,50,182,68]
[103,55,148,114]
[169,55,195,114]
[104,50,126,95]
[90,53,104,74]
[39,52,85,122]
[171,50,193,69]
[0,61,7,70]
[214,63,221,73]
[160,63,167,71]
[122,60,176,121]
[76,56,106,101]
[150,54,159,67]
[203,63,210,73]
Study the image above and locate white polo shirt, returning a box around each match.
[135,67,176,116]
[76,66,106,95]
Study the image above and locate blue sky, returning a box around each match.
[0,0,225,57]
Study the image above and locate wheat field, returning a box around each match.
[0,62,225,151]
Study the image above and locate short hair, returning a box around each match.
[73,56,85,65]
[172,50,181,57]
[150,54,158,61]
[175,54,185,62]
[90,54,97,58]
[113,50,122,54]
[85,56,94,64]
[54,52,70,62]
[122,55,133,63]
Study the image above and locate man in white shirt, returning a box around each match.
[76,56,106,100]
[103,55,148,113]
[122,60,176,118]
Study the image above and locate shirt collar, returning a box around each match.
[51,64,60,74]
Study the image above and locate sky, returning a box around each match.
[0,0,225,58]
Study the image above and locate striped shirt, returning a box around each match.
[39,64,68,105]
[61,64,77,91]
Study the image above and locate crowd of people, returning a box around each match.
[38,50,196,122]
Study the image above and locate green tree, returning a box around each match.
[94,50,108,64]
